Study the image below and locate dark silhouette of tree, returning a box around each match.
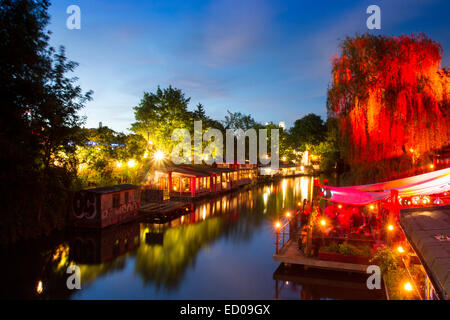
[0,0,92,242]
[288,113,327,151]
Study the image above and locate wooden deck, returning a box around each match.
[139,200,190,218]
[273,239,369,273]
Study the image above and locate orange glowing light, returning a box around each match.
[369,205,375,210]
[275,221,281,229]
[397,246,405,253]
[388,224,394,231]
[338,204,342,209]
[404,282,413,292]
[320,219,326,226]
[36,281,43,294]
[430,164,434,169]
[286,212,291,218]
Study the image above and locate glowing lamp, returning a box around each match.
[320,219,326,226]
[154,150,165,161]
[116,161,122,168]
[429,164,434,169]
[275,221,281,229]
[36,281,43,294]
[297,202,302,207]
[388,224,394,231]
[127,159,136,168]
[369,205,374,210]
[404,282,413,292]
[338,204,342,209]
[397,246,405,253]
[286,212,291,218]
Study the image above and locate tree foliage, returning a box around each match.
[327,34,449,179]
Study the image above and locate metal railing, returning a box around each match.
[275,211,302,254]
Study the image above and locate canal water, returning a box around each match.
[0,176,384,300]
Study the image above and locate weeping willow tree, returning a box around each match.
[327,33,450,184]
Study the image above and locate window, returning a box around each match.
[113,194,120,208]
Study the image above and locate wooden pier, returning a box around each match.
[139,200,191,222]
[273,239,369,273]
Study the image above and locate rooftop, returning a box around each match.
[85,184,139,194]
[400,204,450,299]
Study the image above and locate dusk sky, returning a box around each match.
[47,0,450,133]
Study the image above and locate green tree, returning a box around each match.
[131,86,193,155]
[288,113,326,151]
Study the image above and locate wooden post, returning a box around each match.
[168,172,172,196]
[191,177,195,197]
[276,229,280,254]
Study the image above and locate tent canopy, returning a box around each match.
[320,168,450,205]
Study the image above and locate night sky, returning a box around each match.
[47,0,450,132]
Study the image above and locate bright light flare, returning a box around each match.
[275,221,281,229]
[404,282,413,292]
[154,150,165,162]
[36,280,43,294]
[388,224,394,231]
[397,246,405,253]
[127,159,136,168]
[320,219,326,226]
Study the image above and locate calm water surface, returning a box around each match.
[0,176,384,300]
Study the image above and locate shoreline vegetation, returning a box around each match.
[1,1,448,244]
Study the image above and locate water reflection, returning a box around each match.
[273,264,385,300]
[0,176,366,299]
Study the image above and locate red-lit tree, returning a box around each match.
[327,34,450,183]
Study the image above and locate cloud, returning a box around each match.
[177,0,276,68]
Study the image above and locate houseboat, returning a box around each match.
[72,184,140,228]
[258,163,307,178]
[147,163,257,199]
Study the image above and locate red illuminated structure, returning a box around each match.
[327,34,450,181]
